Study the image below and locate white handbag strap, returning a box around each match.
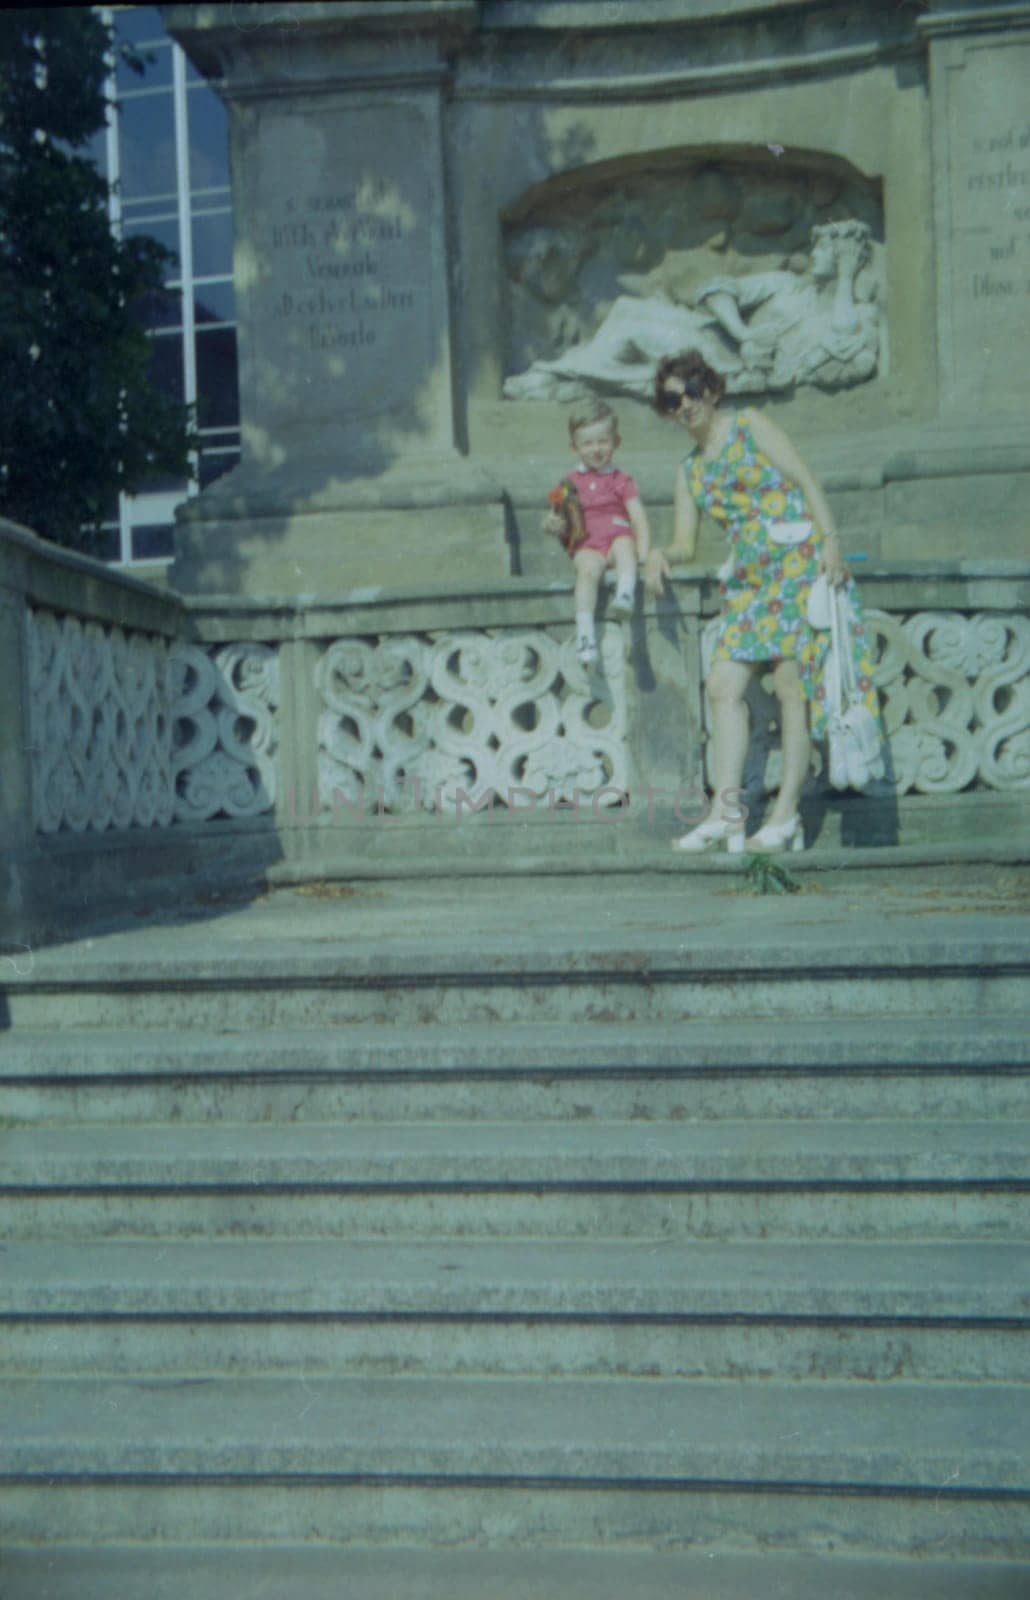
[829,587,859,705]
[826,587,845,716]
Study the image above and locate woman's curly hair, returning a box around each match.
[653,349,726,412]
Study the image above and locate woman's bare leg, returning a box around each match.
[769,657,811,823]
[706,659,754,820]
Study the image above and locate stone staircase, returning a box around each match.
[1,873,1028,1597]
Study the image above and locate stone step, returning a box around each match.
[2,1017,1027,1125]
[5,1184,1022,1240]
[2,1544,1027,1600]
[2,1240,1025,1383]
[4,936,1025,1032]
[5,1237,1025,1321]
[2,1377,1026,1558]
[6,1480,1024,1563]
[5,1117,1026,1185]
[7,1303,1023,1384]
[2,1119,1024,1240]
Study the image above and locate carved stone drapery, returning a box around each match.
[315,626,629,813]
[26,609,280,832]
[701,609,1029,796]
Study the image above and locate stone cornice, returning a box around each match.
[453,36,923,103]
[160,2,477,92]
[917,2,1030,39]
[460,0,922,101]
[160,2,478,40]
[483,0,818,26]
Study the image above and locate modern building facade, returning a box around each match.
[94,4,238,566]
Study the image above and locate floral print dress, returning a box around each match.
[686,410,878,739]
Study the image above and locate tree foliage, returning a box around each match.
[0,8,194,554]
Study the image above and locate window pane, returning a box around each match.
[148,331,185,406]
[191,209,233,277]
[123,213,181,265]
[195,326,239,428]
[114,7,167,48]
[117,41,173,93]
[199,449,240,490]
[133,286,182,332]
[131,522,176,560]
[118,91,177,202]
[194,281,235,325]
[187,86,229,193]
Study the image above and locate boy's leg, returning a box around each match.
[573,549,604,661]
[610,536,638,614]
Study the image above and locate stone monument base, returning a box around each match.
[171,455,510,596]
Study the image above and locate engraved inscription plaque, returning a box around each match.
[938,37,1030,404]
[245,101,440,447]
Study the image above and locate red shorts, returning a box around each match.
[577,521,635,558]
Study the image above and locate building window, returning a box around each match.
[97,6,239,566]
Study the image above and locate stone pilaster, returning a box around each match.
[920,3,1030,413]
[162,2,507,596]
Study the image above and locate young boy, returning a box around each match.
[543,399,651,665]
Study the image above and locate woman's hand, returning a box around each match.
[644,549,672,596]
[542,511,565,538]
[819,532,847,588]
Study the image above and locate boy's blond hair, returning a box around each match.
[567,397,617,441]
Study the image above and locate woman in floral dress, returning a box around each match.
[645,348,878,852]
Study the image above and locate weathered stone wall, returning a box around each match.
[157,0,1029,597]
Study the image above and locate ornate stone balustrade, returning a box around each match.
[170,642,280,823]
[314,626,629,815]
[2,517,1027,941]
[24,613,280,835]
[873,610,1029,794]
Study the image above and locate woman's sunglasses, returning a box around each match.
[657,381,706,413]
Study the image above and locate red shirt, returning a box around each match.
[568,466,639,549]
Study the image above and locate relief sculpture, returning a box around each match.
[501,157,884,403]
[504,220,881,402]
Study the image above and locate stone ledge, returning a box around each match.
[0,1546,1024,1600]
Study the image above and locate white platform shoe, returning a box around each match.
[745,814,805,853]
[672,816,746,855]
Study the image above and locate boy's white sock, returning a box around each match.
[575,610,596,642]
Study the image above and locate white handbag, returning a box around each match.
[823,586,885,792]
[768,518,813,546]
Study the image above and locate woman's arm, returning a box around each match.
[746,408,846,585]
[644,465,699,594]
[625,496,651,563]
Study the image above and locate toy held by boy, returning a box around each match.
[542,399,652,666]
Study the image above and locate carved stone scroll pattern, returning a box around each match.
[871,611,1028,794]
[315,628,629,813]
[701,609,1029,795]
[27,608,175,835]
[26,609,281,834]
[168,642,280,821]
